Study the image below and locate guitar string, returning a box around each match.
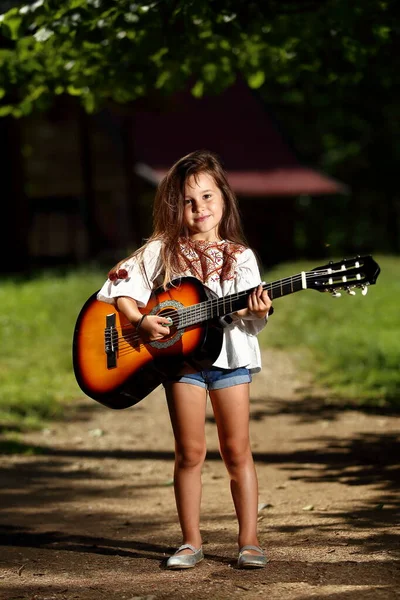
[152,267,362,331]
[114,268,365,354]
[111,269,364,357]
[174,268,364,332]
[115,294,365,356]
[114,263,362,349]
[112,271,310,354]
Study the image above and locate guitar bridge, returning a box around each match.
[104,314,119,369]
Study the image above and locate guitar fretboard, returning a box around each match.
[176,272,307,329]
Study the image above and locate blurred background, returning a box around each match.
[0,0,399,428]
[1,0,399,272]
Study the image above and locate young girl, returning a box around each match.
[98,150,272,569]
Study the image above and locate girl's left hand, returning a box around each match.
[247,284,272,319]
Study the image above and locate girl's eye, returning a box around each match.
[203,194,212,200]
[184,199,192,205]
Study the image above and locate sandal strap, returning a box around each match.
[238,545,264,556]
[175,543,198,554]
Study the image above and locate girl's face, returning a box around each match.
[183,172,224,241]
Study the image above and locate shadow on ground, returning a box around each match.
[247,394,400,424]
[1,393,399,599]
[1,432,399,551]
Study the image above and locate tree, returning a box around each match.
[0,1,397,117]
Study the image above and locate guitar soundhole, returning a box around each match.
[159,308,177,336]
[149,300,183,349]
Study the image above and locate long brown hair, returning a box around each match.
[109,149,247,287]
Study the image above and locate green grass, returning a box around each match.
[0,268,104,429]
[0,255,398,435]
[260,255,400,406]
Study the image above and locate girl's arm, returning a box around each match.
[116,296,172,341]
[233,249,272,321]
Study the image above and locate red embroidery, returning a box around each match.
[178,239,246,284]
[117,268,128,280]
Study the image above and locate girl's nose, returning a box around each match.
[193,199,205,212]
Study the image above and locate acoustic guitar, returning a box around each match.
[72,255,380,409]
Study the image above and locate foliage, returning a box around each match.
[0,0,398,116]
[260,255,400,407]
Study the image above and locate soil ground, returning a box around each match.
[1,350,399,600]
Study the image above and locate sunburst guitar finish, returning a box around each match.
[73,277,222,409]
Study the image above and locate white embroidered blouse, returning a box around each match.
[97,239,267,373]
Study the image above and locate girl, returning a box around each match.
[98,150,272,569]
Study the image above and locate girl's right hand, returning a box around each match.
[137,315,172,341]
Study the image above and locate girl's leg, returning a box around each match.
[165,382,208,553]
[210,384,261,553]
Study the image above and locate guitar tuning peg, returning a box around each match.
[331,291,342,298]
[361,285,368,296]
[346,287,356,296]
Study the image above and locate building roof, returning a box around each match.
[131,82,347,197]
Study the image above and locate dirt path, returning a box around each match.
[1,350,399,600]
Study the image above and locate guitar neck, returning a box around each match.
[180,272,307,328]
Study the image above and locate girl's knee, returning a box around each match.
[220,438,252,471]
[175,443,206,469]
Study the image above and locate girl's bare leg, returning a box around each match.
[165,382,207,554]
[210,383,261,553]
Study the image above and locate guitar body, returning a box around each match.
[73,277,223,409]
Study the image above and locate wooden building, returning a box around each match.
[0,82,346,273]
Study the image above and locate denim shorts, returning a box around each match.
[164,367,252,390]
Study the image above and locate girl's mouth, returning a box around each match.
[195,215,210,223]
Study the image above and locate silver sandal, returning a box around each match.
[237,545,268,569]
[166,544,204,569]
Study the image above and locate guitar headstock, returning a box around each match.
[308,255,380,296]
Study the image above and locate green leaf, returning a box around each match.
[202,63,218,83]
[67,85,83,96]
[19,99,33,115]
[373,25,391,40]
[0,105,13,116]
[191,80,204,98]
[150,47,168,66]
[155,70,171,89]
[69,0,87,9]
[247,70,265,89]
[3,15,22,40]
[82,91,96,113]
[25,85,48,102]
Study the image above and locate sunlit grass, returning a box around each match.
[0,268,104,429]
[260,255,399,405]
